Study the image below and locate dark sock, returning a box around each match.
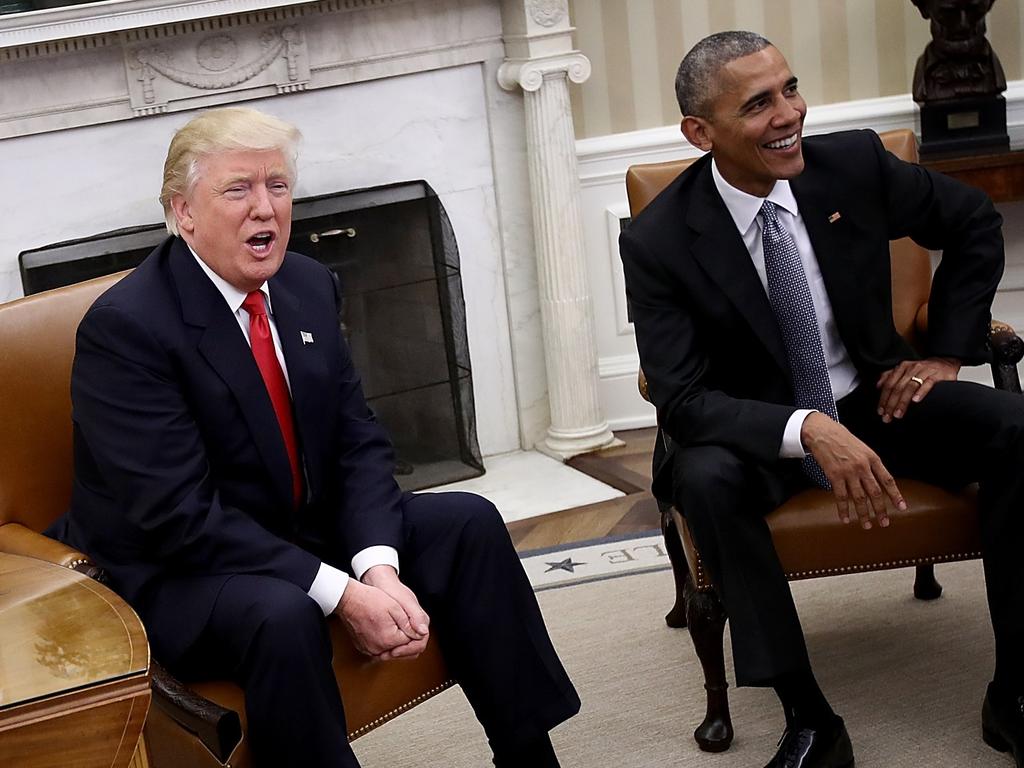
[774,668,836,728]
[492,734,559,768]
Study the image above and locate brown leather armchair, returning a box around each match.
[624,129,1024,753]
[0,272,453,767]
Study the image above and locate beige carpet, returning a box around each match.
[352,559,1007,767]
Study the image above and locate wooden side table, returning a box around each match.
[0,553,150,768]
[923,150,1024,203]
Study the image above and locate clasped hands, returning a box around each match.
[800,357,960,530]
[335,564,430,661]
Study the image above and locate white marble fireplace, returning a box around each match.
[0,0,618,460]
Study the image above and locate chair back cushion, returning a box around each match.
[0,272,127,531]
[624,128,932,348]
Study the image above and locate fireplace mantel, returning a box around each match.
[0,0,331,48]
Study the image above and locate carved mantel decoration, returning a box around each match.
[527,0,566,28]
[125,21,309,115]
[910,0,1009,157]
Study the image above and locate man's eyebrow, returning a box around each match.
[216,174,252,189]
[738,77,799,112]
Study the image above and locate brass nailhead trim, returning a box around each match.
[694,552,982,591]
[347,679,456,740]
[783,552,983,580]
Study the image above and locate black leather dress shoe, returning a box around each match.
[983,683,1024,767]
[763,717,854,768]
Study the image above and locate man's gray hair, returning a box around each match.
[675,31,772,117]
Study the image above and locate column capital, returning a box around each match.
[497,52,591,93]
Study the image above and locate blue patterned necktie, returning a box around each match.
[760,200,837,489]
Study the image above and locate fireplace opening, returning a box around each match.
[19,180,484,491]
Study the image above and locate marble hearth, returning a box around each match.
[0,0,617,459]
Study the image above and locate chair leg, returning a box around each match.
[684,576,734,753]
[660,502,688,628]
[913,563,943,600]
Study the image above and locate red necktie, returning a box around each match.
[241,290,303,508]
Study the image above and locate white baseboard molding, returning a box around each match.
[607,414,657,432]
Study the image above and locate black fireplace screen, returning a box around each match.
[19,180,484,491]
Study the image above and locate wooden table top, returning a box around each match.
[0,553,149,709]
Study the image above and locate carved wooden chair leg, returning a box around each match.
[659,502,688,628]
[913,563,943,600]
[683,576,734,752]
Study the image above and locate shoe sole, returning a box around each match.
[984,725,1011,753]
[984,725,1024,768]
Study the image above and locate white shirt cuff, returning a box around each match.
[308,562,349,616]
[351,545,400,581]
[780,409,815,458]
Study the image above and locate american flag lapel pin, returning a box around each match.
[300,331,314,345]
[828,211,842,224]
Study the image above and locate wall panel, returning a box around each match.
[569,0,1021,138]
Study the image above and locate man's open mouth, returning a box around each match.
[247,232,275,253]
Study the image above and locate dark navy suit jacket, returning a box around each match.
[53,236,404,662]
[619,130,1004,497]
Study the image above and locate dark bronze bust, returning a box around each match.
[911,0,1006,102]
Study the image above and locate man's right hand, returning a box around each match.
[800,412,907,529]
[334,579,424,659]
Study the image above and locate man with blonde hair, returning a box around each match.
[50,106,579,767]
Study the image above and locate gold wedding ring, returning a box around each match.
[910,376,924,386]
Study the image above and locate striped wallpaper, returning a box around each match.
[568,0,1024,139]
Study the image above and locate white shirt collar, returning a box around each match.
[187,243,272,315]
[711,159,800,234]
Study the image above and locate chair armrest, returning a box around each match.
[989,320,1024,393]
[0,522,105,579]
[150,660,243,764]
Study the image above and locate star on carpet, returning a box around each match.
[545,558,585,573]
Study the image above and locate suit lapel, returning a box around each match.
[790,167,862,355]
[168,241,295,509]
[687,168,790,378]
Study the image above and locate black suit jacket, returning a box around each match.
[54,237,404,660]
[620,130,1003,495]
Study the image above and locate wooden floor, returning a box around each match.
[506,428,662,552]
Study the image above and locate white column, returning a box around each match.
[498,50,618,458]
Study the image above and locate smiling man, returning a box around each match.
[620,31,1024,768]
[50,107,579,768]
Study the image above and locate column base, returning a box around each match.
[537,423,622,460]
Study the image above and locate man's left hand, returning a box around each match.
[876,357,960,423]
[361,565,430,660]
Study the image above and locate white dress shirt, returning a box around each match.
[710,161,860,458]
[190,249,399,614]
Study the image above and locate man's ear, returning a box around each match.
[170,194,195,235]
[681,116,713,152]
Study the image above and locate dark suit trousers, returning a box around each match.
[170,491,580,768]
[672,380,1024,689]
